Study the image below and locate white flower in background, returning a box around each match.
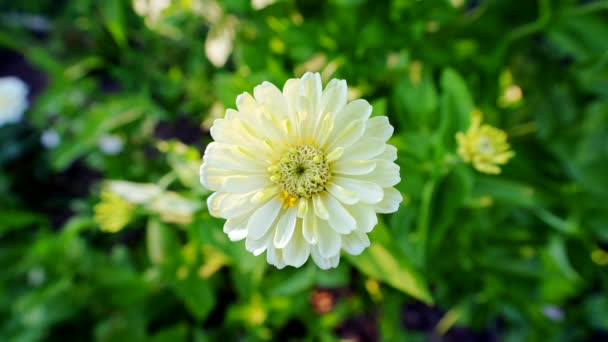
[0,76,29,126]
[205,16,237,67]
[27,267,46,287]
[40,129,60,149]
[200,72,402,269]
[132,0,171,23]
[98,134,124,155]
[251,0,277,10]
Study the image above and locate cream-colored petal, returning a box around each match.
[245,228,273,256]
[316,219,341,258]
[363,116,394,142]
[339,138,385,161]
[332,160,376,175]
[207,191,256,219]
[312,194,329,220]
[215,174,272,193]
[311,245,340,270]
[332,176,383,204]
[376,144,397,161]
[352,160,400,187]
[246,197,282,239]
[235,92,258,115]
[326,183,358,205]
[266,243,286,269]
[326,119,365,150]
[345,204,377,233]
[321,193,356,234]
[302,201,319,244]
[341,230,370,255]
[333,99,372,131]
[320,79,347,116]
[374,187,402,214]
[273,207,297,248]
[254,81,288,119]
[224,214,249,241]
[283,220,311,267]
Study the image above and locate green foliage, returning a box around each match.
[1,0,608,340]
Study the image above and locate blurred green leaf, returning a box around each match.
[347,224,433,304]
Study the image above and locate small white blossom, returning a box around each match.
[0,76,29,126]
[98,134,124,155]
[40,129,60,149]
[200,72,402,269]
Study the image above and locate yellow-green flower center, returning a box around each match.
[270,144,329,199]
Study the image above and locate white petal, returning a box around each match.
[236,92,258,115]
[332,176,383,204]
[332,160,376,175]
[283,221,311,267]
[363,116,394,142]
[246,197,282,239]
[316,219,341,258]
[353,160,400,187]
[273,207,297,248]
[377,144,398,161]
[341,230,370,255]
[215,174,272,193]
[339,138,386,161]
[374,187,403,214]
[245,228,273,256]
[302,201,319,244]
[299,72,322,115]
[320,79,347,116]
[207,192,257,219]
[311,245,340,270]
[224,214,249,241]
[333,99,372,131]
[266,244,286,269]
[326,119,365,150]
[321,193,356,234]
[326,183,358,205]
[345,204,378,233]
[282,78,301,115]
[312,194,329,220]
[254,81,288,119]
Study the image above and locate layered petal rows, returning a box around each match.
[200,72,402,269]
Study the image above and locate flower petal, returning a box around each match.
[302,201,319,244]
[326,119,365,150]
[224,214,249,241]
[273,207,297,248]
[332,160,376,175]
[341,230,370,255]
[320,79,347,116]
[332,176,383,204]
[333,99,372,131]
[312,194,330,220]
[326,183,358,205]
[374,187,402,214]
[352,160,400,187]
[311,245,340,270]
[316,219,341,258]
[207,191,257,218]
[266,243,286,269]
[363,116,394,142]
[246,197,282,239]
[322,193,356,234]
[283,221,311,267]
[245,228,273,256]
[339,138,386,161]
[376,144,397,161]
[345,204,378,233]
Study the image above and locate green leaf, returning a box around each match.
[471,176,541,208]
[100,0,127,48]
[346,224,433,304]
[150,323,189,342]
[147,219,180,266]
[170,275,215,321]
[438,68,473,146]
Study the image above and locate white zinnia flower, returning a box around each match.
[200,72,402,269]
[0,76,29,126]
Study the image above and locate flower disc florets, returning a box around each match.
[271,144,329,199]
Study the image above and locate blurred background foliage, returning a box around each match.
[1,0,608,341]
